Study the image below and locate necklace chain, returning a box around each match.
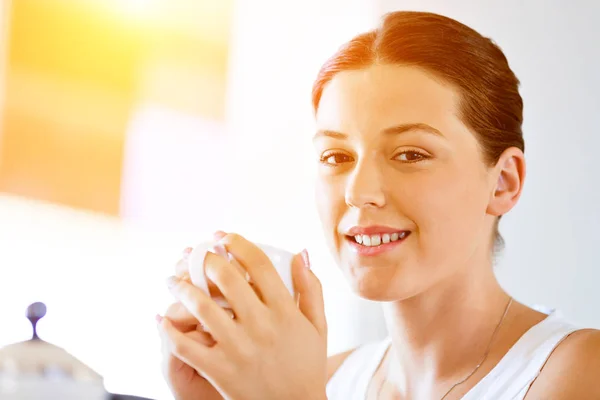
[375,297,513,400]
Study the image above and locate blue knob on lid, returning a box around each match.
[26,302,47,341]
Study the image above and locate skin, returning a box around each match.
[157,64,600,399]
[314,64,600,399]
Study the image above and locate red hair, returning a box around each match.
[312,11,525,247]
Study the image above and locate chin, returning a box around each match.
[343,265,406,302]
[342,258,431,302]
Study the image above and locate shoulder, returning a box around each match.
[526,328,600,399]
[327,348,356,381]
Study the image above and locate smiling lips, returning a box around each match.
[344,226,411,256]
[353,231,408,246]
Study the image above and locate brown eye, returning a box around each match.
[320,152,353,166]
[396,151,428,162]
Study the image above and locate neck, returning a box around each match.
[381,255,511,397]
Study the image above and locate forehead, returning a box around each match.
[315,64,462,134]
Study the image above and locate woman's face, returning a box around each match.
[313,65,507,301]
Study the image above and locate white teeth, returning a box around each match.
[371,235,381,246]
[352,232,408,247]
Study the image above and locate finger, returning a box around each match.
[160,340,189,383]
[208,247,253,301]
[167,276,237,343]
[164,302,231,337]
[218,233,291,307]
[186,328,217,347]
[214,230,227,240]
[188,244,248,303]
[175,247,193,279]
[157,314,216,381]
[175,258,190,279]
[158,315,189,380]
[292,250,327,338]
[204,251,265,321]
[159,322,215,365]
[159,317,222,377]
[221,248,251,282]
[165,302,198,331]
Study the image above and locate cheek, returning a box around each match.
[315,176,345,246]
[405,167,489,253]
[315,177,338,228]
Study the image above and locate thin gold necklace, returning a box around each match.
[375,297,513,400]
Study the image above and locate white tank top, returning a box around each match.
[326,310,582,400]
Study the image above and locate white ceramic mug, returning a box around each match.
[187,241,295,308]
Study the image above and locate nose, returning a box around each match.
[345,158,386,209]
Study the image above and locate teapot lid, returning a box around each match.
[0,302,104,383]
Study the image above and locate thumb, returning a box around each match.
[292,249,327,338]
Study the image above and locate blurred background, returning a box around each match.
[0,0,598,399]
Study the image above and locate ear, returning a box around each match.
[486,147,526,217]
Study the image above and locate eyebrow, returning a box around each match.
[313,123,444,140]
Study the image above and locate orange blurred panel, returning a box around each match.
[0,110,124,215]
[0,71,130,215]
[0,0,234,214]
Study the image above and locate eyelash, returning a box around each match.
[395,150,431,163]
[319,151,352,167]
[319,150,430,167]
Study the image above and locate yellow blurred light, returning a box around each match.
[97,0,164,24]
[115,0,162,18]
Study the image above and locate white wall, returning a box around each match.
[376,0,600,327]
[119,104,234,235]
[224,0,389,354]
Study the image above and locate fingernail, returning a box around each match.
[214,230,227,240]
[214,244,228,258]
[166,275,179,288]
[155,314,163,324]
[300,249,311,269]
[182,247,193,259]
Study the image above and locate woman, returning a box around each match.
[157,11,600,400]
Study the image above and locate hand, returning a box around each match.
[158,233,328,400]
[157,248,223,400]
